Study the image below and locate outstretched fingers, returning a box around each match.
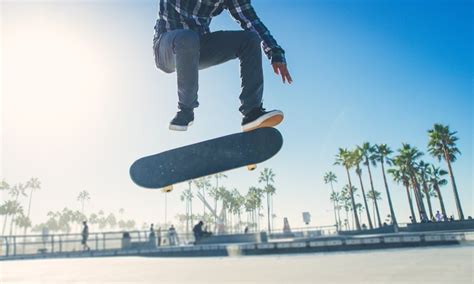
[272,63,293,84]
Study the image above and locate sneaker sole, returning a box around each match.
[169,121,194,131]
[242,111,284,132]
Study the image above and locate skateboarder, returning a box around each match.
[153,0,293,131]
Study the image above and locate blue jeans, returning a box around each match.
[153,30,264,115]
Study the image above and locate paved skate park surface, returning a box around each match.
[1,245,472,284]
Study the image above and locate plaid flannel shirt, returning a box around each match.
[154,0,286,63]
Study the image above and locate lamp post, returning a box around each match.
[161,185,173,226]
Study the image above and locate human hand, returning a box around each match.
[272,62,293,84]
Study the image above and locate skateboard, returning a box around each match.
[130,127,283,189]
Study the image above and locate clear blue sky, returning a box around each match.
[2,0,472,230]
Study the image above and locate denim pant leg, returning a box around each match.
[153,30,200,110]
[199,31,264,115]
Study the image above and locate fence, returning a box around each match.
[0,225,339,258]
[0,229,197,258]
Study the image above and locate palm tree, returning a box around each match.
[209,174,226,230]
[0,180,11,234]
[341,184,358,230]
[258,168,276,233]
[367,190,382,226]
[8,183,27,235]
[77,190,91,215]
[324,171,340,230]
[97,210,107,231]
[14,212,31,235]
[245,187,264,231]
[213,173,227,208]
[1,200,23,235]
[335,148,361,230]
[24,178,41,235]
[231,188,245,232]
[218,186,232,229]
[359,143,383,227]
[395,144,426,220]
[427,165,448,219]
[329,191,343,228]
[373,144,398,227]
[89,213,99,231]
[389,167,417,223]
[265,184,277,230]
[352,148,373,229]
[106,213,117,229]
[417,160,435,220]
[428,124,464,220]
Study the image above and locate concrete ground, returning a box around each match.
[1,245,472,284]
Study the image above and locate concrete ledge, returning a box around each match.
[195,233,264,245]
[405,220,474,232]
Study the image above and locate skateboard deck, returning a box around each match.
[130,127,283,189]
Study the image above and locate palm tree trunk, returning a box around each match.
[372,200,376,225]
[345,210,349,230]
[426,194,434,221]
[405,184,417,223]
[412,185,423,220]
[346,168,361,230]
[381,161,398,227]
[329,181,339,230]
[190,199,193,227]
[9,196,20,236]
[356,169,373,229]
[271,195,274,230]
[24,189,34,236]
[444,151,464,220]
[410,175,425,219]
[421,176,434,220]
[266,190,271,233]
[202,188,206,215]
[434,184,447,218]
[2,214,9,235]
[366,160,382,227]
[336,206,342,228]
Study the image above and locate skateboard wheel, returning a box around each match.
[247,164,257,171]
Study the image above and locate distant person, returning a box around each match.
[420,211,429,223]
[244,226,249,234]
[443,214,448,222]
[193,221,204,242]
[409,216,415,224]
[157,227,162,246]
[149,224,156,238]
[168,225,179,246]
[435,211,442,222]
[81,221,90,251]
[149,224,156,247]
[449,215,454,222]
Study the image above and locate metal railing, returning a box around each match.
[0,225,339,258]
[0,230,198,258]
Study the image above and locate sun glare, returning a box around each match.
[3,4,110,139]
